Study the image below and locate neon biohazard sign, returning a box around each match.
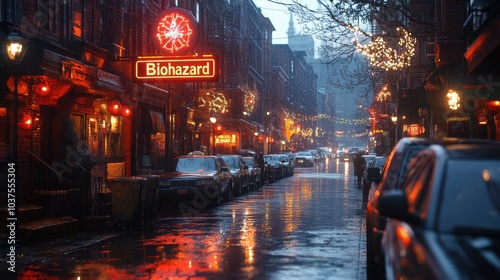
[135,55,218,82]
[154,8,199,55]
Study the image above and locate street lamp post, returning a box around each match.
[4,31,28,163]
[210,113,217,155]
[391,114,398,148]
[3,30,28,247]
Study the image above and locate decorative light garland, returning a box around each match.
[285,110,371,125]
[353,27,416,71]
[198,89,228,114]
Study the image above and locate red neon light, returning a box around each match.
[154,8,199,55]
[135,56,218,82]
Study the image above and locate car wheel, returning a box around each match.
[235,180,242,196]
[224,181,234,202]
[211,187,223,207]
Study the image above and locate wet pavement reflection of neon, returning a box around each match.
[17,159,366,280]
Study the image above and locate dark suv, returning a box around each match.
[366,137,434,279]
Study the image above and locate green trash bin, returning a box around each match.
[110,177,146,227]
[135,175,159,221]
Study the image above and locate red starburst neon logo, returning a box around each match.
[154,8,199,55]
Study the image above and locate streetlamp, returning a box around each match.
[391,114,398,148]
[4,31,28,163]
[209,112,217,155]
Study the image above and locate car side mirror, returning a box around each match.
[221,166,229,172]
[243,165,249,169]
[367,167,381,183]
[378,190,421,224]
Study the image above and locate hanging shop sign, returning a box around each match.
[153,7,199,56]
[135,8,218,82]
[135,55,217,82]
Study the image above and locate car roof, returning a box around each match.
[175,155,218,159]
[431,142,500,160]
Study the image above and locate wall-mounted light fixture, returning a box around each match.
[121,105,132,117]
[18,114,32,130]
[447,90,460,110]
[35,81,50,96]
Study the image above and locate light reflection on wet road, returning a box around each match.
[18,158,366,279]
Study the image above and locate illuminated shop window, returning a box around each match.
[0,107,8,145]
[105,115,122,157]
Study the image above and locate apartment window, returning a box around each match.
[73,11,82,38]
[37,0,58,33]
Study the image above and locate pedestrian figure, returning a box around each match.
[353,152,366,185]
[257,151,265,183]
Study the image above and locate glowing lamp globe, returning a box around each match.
[122,106,132,117]
[18,114,32,130]
[108,100,122,115]
[487,100,500,114]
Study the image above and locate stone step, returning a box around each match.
[20,216,79,245]
[0,204,46,233]
[19,204,46,224]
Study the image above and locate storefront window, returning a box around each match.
[105,114,122,157]
[0,107,8,145]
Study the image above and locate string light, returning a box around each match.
[353,27,416,71]
[284,110,371,125]
[198,89,228,114]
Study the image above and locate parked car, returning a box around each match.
[243,156,261,190]
[361,154,376,166]
[307,149,321,162]
[220,155,252,196]
[318,147,334,158]
[362,156,386,200]
[158,155,232,207]
[294,151,315,167]
[379,143,500,280]
[278,154,293,177]
[264,154,285,182]
[366,137,435,279]
[283,152,296,174]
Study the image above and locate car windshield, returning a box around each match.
[384,144,429,190]
[264,155,280,163]
[175,157,217,173]
[371,157,386,169]
[243,157,255,167]
[297,152,311,156]
[221,156,239,169]
[439,160,500,233]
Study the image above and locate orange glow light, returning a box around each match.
[122,106,132,117]
[18,114,32,130]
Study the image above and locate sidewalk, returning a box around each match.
[0,231,123,278]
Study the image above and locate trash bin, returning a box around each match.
[110,177,146,227]
[135,175,159,221]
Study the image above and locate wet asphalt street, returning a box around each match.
[14,158,367,279]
